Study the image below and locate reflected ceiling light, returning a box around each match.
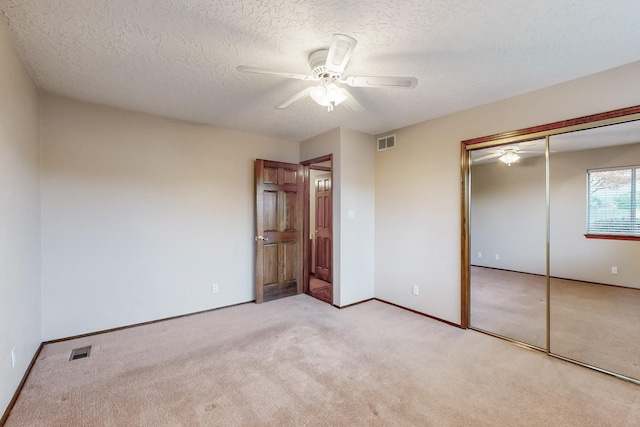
[499,150,520,166]
[309,80,348,112]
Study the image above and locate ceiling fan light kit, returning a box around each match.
[499,151,520,166]
[237,33,418,112]
[473,141,548,165]
[309,81,348,112]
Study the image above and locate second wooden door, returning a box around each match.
[314,173,332,282]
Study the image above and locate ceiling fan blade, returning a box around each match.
[341,88,364,113]
[472,153,501,162]
[518,139,546,148]
[325,34,357,74]
[236,65,315,81]
[277,88,311,109]
[343,76,418,89]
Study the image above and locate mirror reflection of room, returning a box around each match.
[469,139,547,349]
[468,119,640,383]
[549,120,640,381]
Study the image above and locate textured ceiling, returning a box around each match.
[2,0,640,142]
[471,120,640,164]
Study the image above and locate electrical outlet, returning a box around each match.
[412,285,419,296]
[495,254,500,260]
[477,252,482,258]
[611,266,618,275]
[211,284,219,294]
[11,348,16,368]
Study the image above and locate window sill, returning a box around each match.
[584,234,640,241]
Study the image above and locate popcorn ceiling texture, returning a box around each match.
[1,0,640,141]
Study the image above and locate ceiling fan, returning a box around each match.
[236,34,418,112]
[473,142,546,166]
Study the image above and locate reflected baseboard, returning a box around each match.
[470,265,639,291]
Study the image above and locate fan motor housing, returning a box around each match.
[309,49,341,79]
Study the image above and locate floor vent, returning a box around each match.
[377,134,396,151]
[69,346,91,361]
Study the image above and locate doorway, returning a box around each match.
[303,155,333,305]
[254,156,334,305]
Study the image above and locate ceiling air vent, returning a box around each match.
[377,134,396,151]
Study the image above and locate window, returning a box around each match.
[587,166,639,237]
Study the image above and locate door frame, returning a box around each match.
[461,105,640,330]
[460,105,640,384]
[301,154,333,295]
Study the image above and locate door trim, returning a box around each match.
[301,154,333,295]
[462,105,640,329]
[460,104,640,385]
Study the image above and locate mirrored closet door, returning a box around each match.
[549,120,640,381]
[469,140,547,349]
[464,106,640,384]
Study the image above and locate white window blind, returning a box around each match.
[587,166,639,236]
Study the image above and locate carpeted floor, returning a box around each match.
[5,295,640,426]
[470,266,640,381]
[549,276,640,381]
[470,266,546,348]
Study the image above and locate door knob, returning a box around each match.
[256,235,269,241]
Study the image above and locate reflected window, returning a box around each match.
[587,166,640,236]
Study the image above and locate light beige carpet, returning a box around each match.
[6,295,640,426]
[550,277,640,381]
[470,266,546,348]
[470,266,640,381]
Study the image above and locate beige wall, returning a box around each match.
[471,143,640,288]
[300,127,375,306]
[40,94,299,340]
[0,21,41,416]
[339,128,375,306]
[375,60,640,325]
[549,144,640,287]
[471,155,547,275]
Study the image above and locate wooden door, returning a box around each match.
[314,174,332,282]
[255,159,304,303]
